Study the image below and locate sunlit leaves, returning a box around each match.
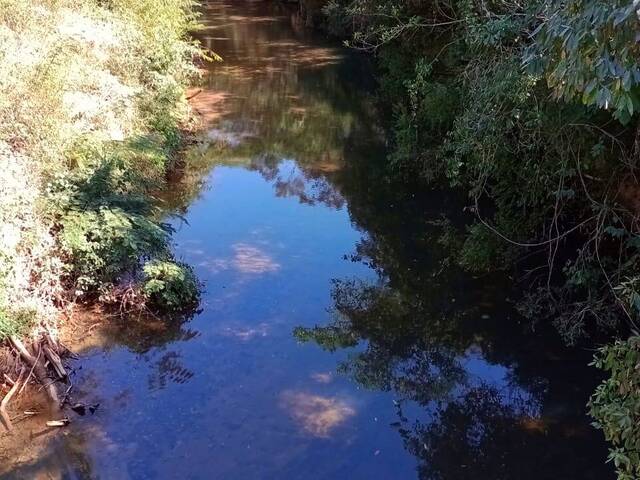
[142,260,200,311]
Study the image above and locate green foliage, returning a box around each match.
[110,0,203,159]
[59,208,170,294]
[0,0,204,325]
[107,0,203,83]
[458,223,512,272]
[0,305,37,341]
[590,337,640,480]
[142,260,200,311]
[46,136,174,296]
[51,0,202,310]
[528,0,640,123]
[319,0,638,343]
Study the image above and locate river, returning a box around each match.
[0,1,613,479]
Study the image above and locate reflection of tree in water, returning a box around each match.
[100,311,201,355]
[148,351,195,391]
[169,1,382,212]
[394,381,614,480]
[295,155,612,478]
[74,311,200,397]
[297,269,611,478]
[110,315,199,392]
[296,278,469,404]
[250,153,346,208]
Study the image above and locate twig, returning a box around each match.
[186,89,203,101]
[19,346,41,396]
[0,366,26,432]
[472,195,595,247]
[3,375,14,387]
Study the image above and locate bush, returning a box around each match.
[49,138,174,296]
[0,0,204,340]
[142,260,200,312]
[0,307,37,342]
[590,337,640,480]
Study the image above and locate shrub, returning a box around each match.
[49,139,173,296]
[0,0,204,341]
[142,260,200,312]
[527,0,640,123]
[590,337,640,480]
[0,305,37,342]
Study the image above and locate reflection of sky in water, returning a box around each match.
[279,390,356,438]
[14,164,575,479]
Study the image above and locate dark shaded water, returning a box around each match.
[1,1,613,479]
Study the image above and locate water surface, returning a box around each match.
[1,1,612,479]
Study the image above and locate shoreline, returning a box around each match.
[0,0,205,435]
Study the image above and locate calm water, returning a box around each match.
[1,1,613,479]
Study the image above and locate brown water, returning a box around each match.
[0,1,613,479]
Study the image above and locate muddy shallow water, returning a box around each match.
[0,1,614,479]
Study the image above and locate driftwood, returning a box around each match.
[186,88,202,101]
[46,418,69,428]
[0,367,26,432]
[9,336,61,410]
[43,345,67,380]
[1,333,77,434]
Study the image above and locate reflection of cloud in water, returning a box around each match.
[195,243,280,276]
[232,243,280,274]
[199,257,231,274]
[219,322,269,341]
[280,391,355,438]
[184,248,205,256]
[310,372,333,384]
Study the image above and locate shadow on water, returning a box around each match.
[0,0,613,478]
[295,175,612,478]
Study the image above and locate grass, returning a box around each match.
[0,0,204,341]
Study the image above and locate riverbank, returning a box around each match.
[0,0,202,428]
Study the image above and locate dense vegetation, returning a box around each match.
[294,0,640,477]
[0,0,202,343]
